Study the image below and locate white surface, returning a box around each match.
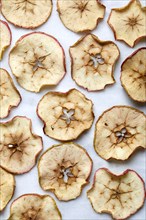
[0,0,146,219]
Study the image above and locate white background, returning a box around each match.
[0,0,146,219]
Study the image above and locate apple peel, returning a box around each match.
[38,142,92,201]
[0,20,11,60]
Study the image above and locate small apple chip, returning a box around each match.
[37,89,94,141]
[0,116,43,174]
[94,106,146,160]
[0,20,11,60]
[9,32,66,92]
[38,143,92,201]
[1,0,53,29]
[8,194,62,220]
[87,168,145,220]
[121,48,146,103]
[57,0,105,33]
[0,167,15,212]
[108,0,146,47]
[70,34,120,91]
[0,68,21,119]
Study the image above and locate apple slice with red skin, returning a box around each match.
[38,142,93,201]
[0,20,11,60]
[0,68,21,119]
[87,168,146,220]
[9,32,66,92]
[1,0,53,29]
[0,167,15,212]
[8,194,62,220]
[0,116,43,174]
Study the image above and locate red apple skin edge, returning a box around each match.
[0,19,12,46]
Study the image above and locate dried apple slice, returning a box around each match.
[1,0,53,29]
[0,116,43,174]
[57,0,105,33]
[37,89,94,141]
[121,48,146,103]
[9,32,66,92]
[70,34,120,91]
[38,142,92,201]
[108,0,146,47]
[0,68,21,119]
[0,20,11,60]
[8,194,62,220]
[0,167,15,212]
[94,106,146,160]
[87,168,145,220]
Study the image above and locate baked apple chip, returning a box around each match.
[70,34,120,91]
[87,168,145,220]
[0,20,11,60]
[8,194,62,220]
[108,0,146,47]
[1,0,52,29]
[9,32,66,92]
[121,48,146,103]
[37,89,94,141]
[0,167,15,212]
[0,68,21,119]
[94,106,146,160]
[57,0,105,33]
[0,116,43,174]
[38,143,92,201]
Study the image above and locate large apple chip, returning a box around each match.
[8,194,62,220]
[1,0,53,29]
[37,89,94,141]
[94,106,146,160]
[70,34,120,91]
[108,0,146,47]
[0,116,43,174]
[0,20,11,60]
[87,168,145,220]
[57,0,105,33]
[38,143,92,201]
[0,167,15,212]
[121,48,146,103]
[0,68,21,119]
[9,32,66,92]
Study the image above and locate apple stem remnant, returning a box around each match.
[60,108,75,125]
[90,54,104,68]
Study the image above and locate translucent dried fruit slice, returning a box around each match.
[108,0,146,47]
[0,167,15,211]
[37,89,94,141]
[87,168,145,220]
[0,20,11,60]
[121,48,146,103]
[8,194,62,220]
[0,116,43,174]
[70,34,120,91]
[38,143,92,201]
[9,32,66,92]
[57,0,105,33]
[0,68,21,119]
[1,0,53,29]
[94,106,146,160]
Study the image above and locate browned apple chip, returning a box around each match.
[70,34,120,91]
[1,0,53,29]
[0,20,11,60]
[0,116,43,174]
[57,0,105,33]
[108,0,146,47]
[9,32,66,92]
[94,106,146,160]
[87,168,145,220]
[38,143,92,201]
[0,68,21,119]
[0,167,15,212]
[121,48,146,103]
[37,89,94,141]
[8,194,62,220]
